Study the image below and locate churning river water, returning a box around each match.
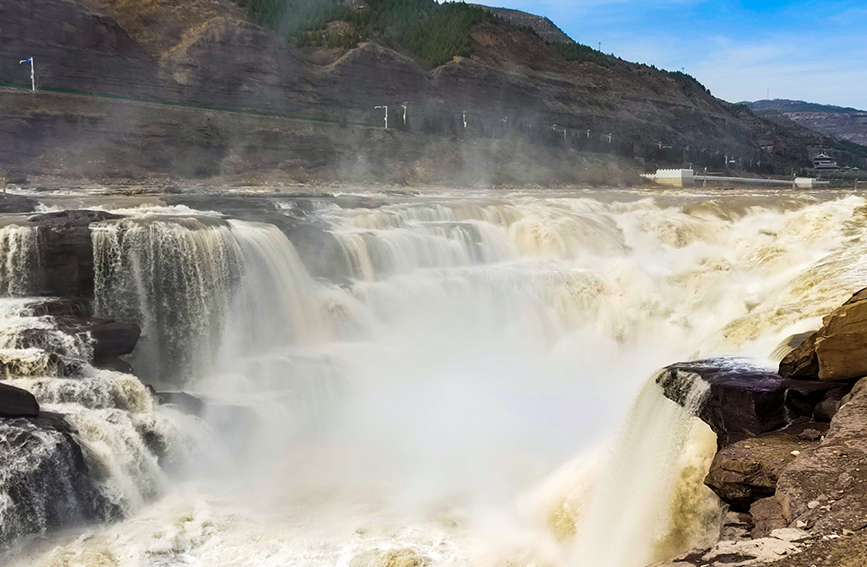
[3,187,867,567]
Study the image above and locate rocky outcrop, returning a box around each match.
[1,298,140,373]
[23,210,123,298]
[657,358,842,447]
[653,529,813,567]
[162,17,308,111]
[657,290,867,567]
[780,287,867,382]
[0,382,39,418]
[0,195,37,214]
[0,412,117,551]
[704,423,826,510]
[773,376,867,535]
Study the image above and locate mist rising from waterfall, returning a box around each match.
[5,189,867,566]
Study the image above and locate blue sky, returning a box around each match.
[473,0,867,109]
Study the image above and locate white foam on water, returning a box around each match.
[6,189,867,566]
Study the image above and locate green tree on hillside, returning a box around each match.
[234,0,490,67]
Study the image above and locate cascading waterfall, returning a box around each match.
[7,190,867,567]
[93,216,244,383]
[0,299,211,554]
[0,224,41,296]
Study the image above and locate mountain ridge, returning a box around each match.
[746,99,867,147]
[1,0,864,182]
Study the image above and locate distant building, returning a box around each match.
[812,151,839,172]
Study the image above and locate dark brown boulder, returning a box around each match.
[779,333,819,379]
[657,358,841,447]
[87,321,141,364]
[0,382,39,418]
[155,392,205,416]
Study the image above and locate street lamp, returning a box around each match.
[374,105,387,129]
[19,57,35,92]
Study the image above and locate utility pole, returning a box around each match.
[19,57,35,92]
[598,41,601,52]
[374,105,387,129]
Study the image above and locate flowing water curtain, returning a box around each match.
[93,217,244,384]
[569,373,718,566]
[0,225,42,296]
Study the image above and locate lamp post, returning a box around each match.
[19,57,35,92]
[462,111,467,129]
[401,103,408,128]
[374,105,387,129]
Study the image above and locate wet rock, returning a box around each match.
[0,194,37,213]
[657,358,839,447]
[155,391,205,416]
[86,321,141,364]
[779,333,819,379]
[26,297,93,317]
[780,287,867,382]
[23,210,123,298]
[0,382,39,418]
[651,535,805,566]
[0,412,117,551]
[10,298,140,371]
[720,510,754,541]
[704,423,826,510]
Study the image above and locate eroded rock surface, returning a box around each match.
[705,423,827,511]
[780,287,867,382]
[775,377,867,535]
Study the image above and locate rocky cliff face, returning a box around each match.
[0,0,831,175]
[747,100,867,147]
[656,289,867,566]
[0,0,166,99]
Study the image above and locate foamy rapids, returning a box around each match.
[3,188,867,567]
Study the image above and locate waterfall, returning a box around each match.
[0,225,41,296]
[569,374,718,567]
[0,298,213,553]
[7,191,867,566]
[93,216,244,383]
